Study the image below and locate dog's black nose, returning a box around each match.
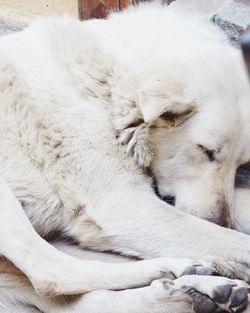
[241,32,250,78]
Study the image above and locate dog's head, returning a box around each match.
[125,46,250,227]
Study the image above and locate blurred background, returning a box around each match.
[0,0,144,26]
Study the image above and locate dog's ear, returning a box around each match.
[138,80,196,125]
[117,79,196,168]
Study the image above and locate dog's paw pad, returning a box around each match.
[229,287,248,312]
[213,284,232,304]
[184,285,248,313]
[182,265,215,276]
[173,276,249,313]
[213,284,248,313]
[186,288,217,313]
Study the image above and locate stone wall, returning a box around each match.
[214,0,250,47]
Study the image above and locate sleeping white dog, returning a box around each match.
[0,2,250,313]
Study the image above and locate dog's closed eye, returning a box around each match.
[197,144,215,162]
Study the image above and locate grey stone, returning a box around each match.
[168,0,232,16]
[213,1,250,47]
[165,0,250,47]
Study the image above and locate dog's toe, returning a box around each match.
[186,288,218,313]
[182,265,215,276]
[229,287,248,312]
[212,284,248,313]
[213,285,232,304]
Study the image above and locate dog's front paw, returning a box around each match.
[172,275,249,313]
[212,261,250,284]
[117,124,154,168]
[162,258,250,284]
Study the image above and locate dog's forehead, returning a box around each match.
[193,75,250,127]
[189,102,250,156]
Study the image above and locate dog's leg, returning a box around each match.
[66,187,250,282]
[0,178,219,297]
[0,261,248,313]
[53,277,249,313]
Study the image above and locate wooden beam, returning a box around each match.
[78,0,120,20]
[78,0,146,19]
[119,0,134,10]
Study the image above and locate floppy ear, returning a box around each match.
[138,80,196,124]
[117,79,196,168]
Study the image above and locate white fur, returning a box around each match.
[0,2,250,312]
